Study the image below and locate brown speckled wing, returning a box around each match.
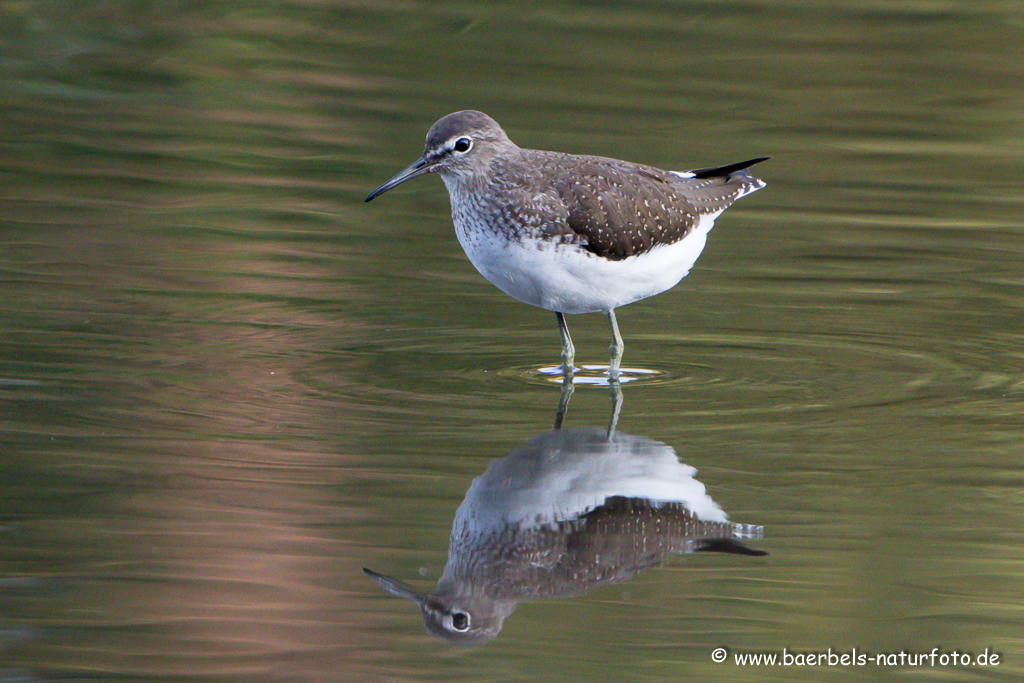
[539,155,764,261]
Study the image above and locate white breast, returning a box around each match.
[447,188,716,314]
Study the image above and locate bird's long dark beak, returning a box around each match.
[363,567,427,606]
[365,156,430,202]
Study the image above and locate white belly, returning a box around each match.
[451,210,716,315]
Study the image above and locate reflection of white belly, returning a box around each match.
[459,428,731,526]
[451,210,717,315]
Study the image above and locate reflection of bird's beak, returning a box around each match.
[363,567,427,606]
[364,156,430,202]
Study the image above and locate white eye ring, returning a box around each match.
[452,137,473,154]
[450,611,470,631]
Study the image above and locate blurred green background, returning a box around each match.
[2,1,1022,681]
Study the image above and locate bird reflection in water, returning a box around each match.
[364,380,766,646]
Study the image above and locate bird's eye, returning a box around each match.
[450,612,470,631]
[453,137,472,153]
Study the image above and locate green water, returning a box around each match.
[2,1,1023,681]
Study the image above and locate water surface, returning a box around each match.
[2,1,1023,681]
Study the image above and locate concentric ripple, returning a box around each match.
[502,364,671,387]
[495,330,990,414]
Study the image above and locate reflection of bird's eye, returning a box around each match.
[451,612,470,631]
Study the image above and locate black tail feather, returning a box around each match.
[694,538,769,556]
[690,157,770,179]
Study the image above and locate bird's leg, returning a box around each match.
[554,372,574,430]
[607,309,624,379]
[555,312,576,376]
[606,379,623,439]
